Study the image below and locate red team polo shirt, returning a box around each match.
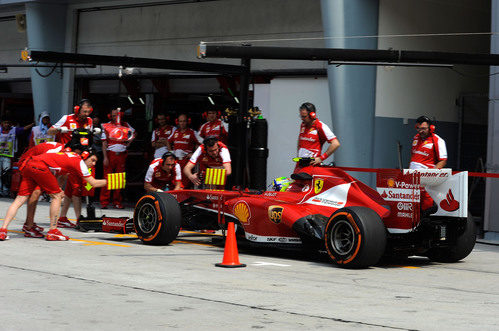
[52,114,93,144]
[198,119,228,143]
[168,128,202,160]
[151,125,176,159]
[144,158,182,190]
[297,119,336,157]
[19,142,64,167]
[189,142,231,169]
[410,133,447,169]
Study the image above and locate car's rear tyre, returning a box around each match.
[133,192,181,245]
[324,207,387,268]
[426,214,476,263]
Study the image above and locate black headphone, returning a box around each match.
[161,151,177,162]
[203,136,218,148]
[300,102,316,119]
[74,99,93,115]
[416,115,435,133]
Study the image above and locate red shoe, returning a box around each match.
[57,217,76,228]
[23,222,44,232]
[0,228,9,241]
[46,228,69,241]
[114,203,124,209]
[23,225,44,238]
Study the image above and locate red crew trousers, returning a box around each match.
[100,150,127,206]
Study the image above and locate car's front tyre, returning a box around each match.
[133,192,181,245]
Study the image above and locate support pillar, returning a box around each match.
[484,0,499,239]
[320,0,379,185]
[26,2,67,121]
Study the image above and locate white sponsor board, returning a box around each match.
[376,187,421,202]
[403,169,468,218]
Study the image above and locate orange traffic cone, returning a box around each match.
[216,221,246,268]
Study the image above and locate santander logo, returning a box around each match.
[439,189,460,212]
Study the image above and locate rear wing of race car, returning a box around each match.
[376,168,468,233]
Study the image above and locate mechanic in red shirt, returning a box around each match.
[151,113,176,159]
[18,141,65,238]
[144,152,183,192]
[410,116,447,170]
[184,136,231,187]
[296,102,340,171]
[198,110,228,144]
[100,108,136,209]
[0,149,107,241]
[409,116,448,215]
[169,113,202,188]
[48,99,94,228]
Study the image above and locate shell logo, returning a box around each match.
[387,178,395,188]
[233,201,251,224]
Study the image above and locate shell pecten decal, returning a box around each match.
[233,201,251,224]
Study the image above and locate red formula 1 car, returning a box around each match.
[125,165,476,268]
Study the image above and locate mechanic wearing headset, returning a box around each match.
[100,107,136,209]
[184,136,231,187]
[151,113,176,159]
[296,102,340,171]
[0,148,107,241]
[198,110,228,144]
[48,99,94,228]
[144,152,183,192]
[410,115,448,215]
[168,113,202,188]
[410,116,447,170]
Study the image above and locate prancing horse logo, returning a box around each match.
[314,179,324,194]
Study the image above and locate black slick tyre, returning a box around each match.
[426,214,476,263]
[133,192,181,245]
[324,206,387,268]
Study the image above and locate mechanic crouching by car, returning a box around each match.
[295,102,340,172]
[410,115,448,216]
[183,136,231,187]
[144,152,183,192]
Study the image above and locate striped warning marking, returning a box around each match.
[205,168,226,186]
[107,172,126,190]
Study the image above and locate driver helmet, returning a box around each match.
[273,176,293,192]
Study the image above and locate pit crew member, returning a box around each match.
[151,113,176,159]
[0,118,34,196]
[28,111,55,148]
[409,116,448,215]
[17,141,64,238]
[184,136,231,186]
[100,108,136,209]
[410,116,447,170]
[198,110,228,144]
[296,102,340,171]
[0,149,107,241]
[48,99,94,228]
[144,152,182,192]
[169,114,202,188]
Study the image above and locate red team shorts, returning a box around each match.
[18,161,62,196]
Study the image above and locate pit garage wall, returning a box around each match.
[373,0,490,169]
[255,77,332,186]
[0,14,29,80]
[75,0,326,75]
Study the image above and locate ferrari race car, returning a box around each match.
[92,165,476,268]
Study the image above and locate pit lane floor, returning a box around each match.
[0,198,498,330]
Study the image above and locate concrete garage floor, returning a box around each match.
[0,198,498,330]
